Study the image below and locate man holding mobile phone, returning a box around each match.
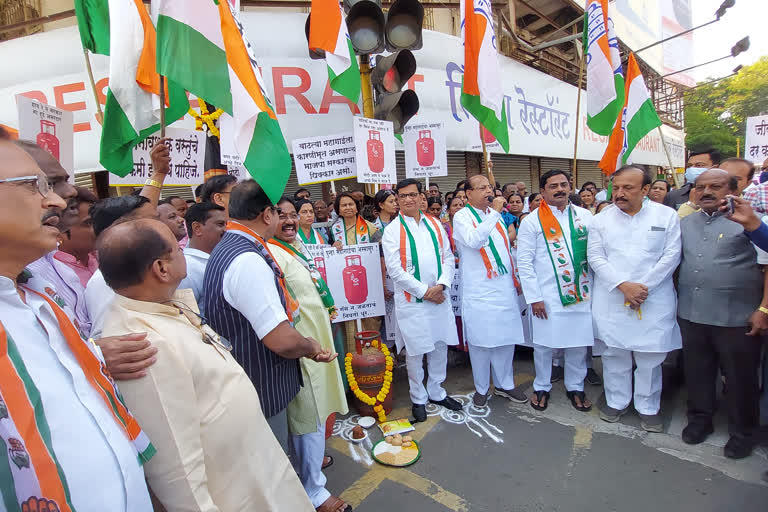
[677,169,768,459]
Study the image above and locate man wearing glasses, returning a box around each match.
[99,218,314,511]
[0,139,157,510]
[452,175,529,407]
[202,180,336,453]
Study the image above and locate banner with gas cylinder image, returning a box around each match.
[310,243,386,323]
[404,121,448,179]
[108,128,205,186]
[745,115,768,165]
[353,116,396,185]
[17,95,74,178]
[292,132,357,185]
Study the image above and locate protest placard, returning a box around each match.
[353,117,396,185]
[404,122,448,179]
[17,95,74,178]
[108,128,205,186]
[745,115,768,164]
[317,243,385,323]
[292,133,357,184]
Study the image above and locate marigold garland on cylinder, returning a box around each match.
[188,97,224,138]
[344,339,394,423]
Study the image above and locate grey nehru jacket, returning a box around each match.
[678,211,763,327]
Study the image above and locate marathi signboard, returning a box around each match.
[292,132,357,184]
[353,117,396,185]
[16,95,74,177]
[404,122,448,179]
[746,115,768,164]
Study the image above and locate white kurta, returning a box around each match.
[587,200,682,353]
[517,204,595,349]
[382,213,458,356]
[452,206,524,348]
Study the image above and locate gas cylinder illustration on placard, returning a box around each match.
[366,130,384,173]
[314,257,327,282]
[416,130,435,167]
[36,120,60,160]
[343,254,368,304]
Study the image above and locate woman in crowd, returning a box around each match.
[443,195,468,355]
[296,198,328,245]
[507,193,525,230]
[454,189,467,205]
[579,188,597,213]
[419,191,429,212]
[528,192,542,211]
[373,189,398,231]
[648,179,671,204]
[427,197,443,217]
[595,200,612,214]
[268,198,349,512]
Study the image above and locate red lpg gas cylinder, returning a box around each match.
[351,331,393,417]
[481,126,496,144]
[314,257,328,282]
[343,254,368,304]
[36,120,60,161]
[416,130,435,167]
[366,130,384,173]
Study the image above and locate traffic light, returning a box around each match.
[385,0,424,51]
[371,50,419,133]
[304,14,324,60]
[345,0,386,55]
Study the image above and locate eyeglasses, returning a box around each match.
[398,192,419,199]
[279,213,299,221]
[0,174,52,197]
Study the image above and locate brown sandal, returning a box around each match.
[316,495,352,512]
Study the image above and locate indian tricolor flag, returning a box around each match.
[460,0,509,152]
[583,0,624,136]
[308,0,360,104]
[598,53,661,175]
[99,0,188,175]
[156,0,291,203]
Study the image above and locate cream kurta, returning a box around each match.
[517,204,594,348]
[102,290,313,512]
[587,200,682,353]
[271,241,349,435]
[452,206,524,347]
[381,213,459,356]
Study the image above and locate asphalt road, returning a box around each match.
[323,349,768,512]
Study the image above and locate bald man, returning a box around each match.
[100,219,314,511]
[0,140,156,510]
[678,169,767,459]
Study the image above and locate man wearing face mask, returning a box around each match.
[665,147,721,211]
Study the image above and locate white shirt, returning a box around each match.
[595,189,608,202]
[382,214,458,356]
[223,230,288,339]
[517,204,595,348]
[84,269,116,339]
[0,276,152,511]
[452,206,525,348]
[587,200,682,352]
[177,247,210,309]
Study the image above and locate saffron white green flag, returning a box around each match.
[583,0,624,136]
[459,0,509,152]
[100,0,188,175]
[308,0,360,104]
[599,53,661,175]
[156,0,291,203]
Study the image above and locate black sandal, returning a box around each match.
[322,454,334,470]
[566,390,592,412]
[530,390,550,411]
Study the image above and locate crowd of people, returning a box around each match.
[2,126,768,512]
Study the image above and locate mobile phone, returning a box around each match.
[726,196,735,215]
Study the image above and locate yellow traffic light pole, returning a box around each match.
[359,56,378,196]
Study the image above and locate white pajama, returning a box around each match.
[406,342,449,404]
[533,345,587,393]
[290,420,330,508]
[553,348,594,369]
[467,344,516,395]
[602,347,667,415]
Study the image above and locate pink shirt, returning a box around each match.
[54,250,99,288]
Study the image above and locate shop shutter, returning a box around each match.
[161,185,196,201]
[74,172,94,191]
[539,157,571,173]
[575,160,603,189]
[487,154,531,191]
[284,156,324,200]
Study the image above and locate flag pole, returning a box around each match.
[159,75,167,137]
[82,48,104,124]
[480,125,496,187]
[572,52,585,185]
[657,126,676,175]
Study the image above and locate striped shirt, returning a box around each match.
[202,231,302,418]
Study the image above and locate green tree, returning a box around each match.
[683,56,768,158]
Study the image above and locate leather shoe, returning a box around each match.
[429,396,463,411]
[412,403,427,423]
[724,435,755,459]
[682,423,714,445]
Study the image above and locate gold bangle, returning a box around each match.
[144,179,163,189]
[759,306,768,315]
